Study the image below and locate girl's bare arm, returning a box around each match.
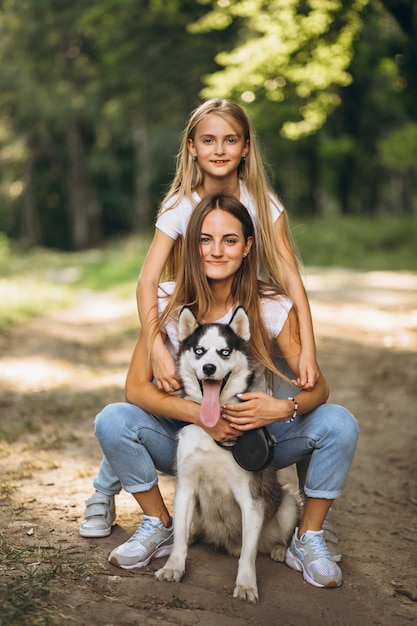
[274,215,319,389]
[136,229,180,391]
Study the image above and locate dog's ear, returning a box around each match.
[229,306,250,342]
[178,306,199,341]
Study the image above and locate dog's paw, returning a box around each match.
[270,544,286,562]
[233,584,259,603]
[155,566,184,583]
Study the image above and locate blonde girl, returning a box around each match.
[137,98,318,393]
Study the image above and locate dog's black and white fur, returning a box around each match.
[155,306,300,602]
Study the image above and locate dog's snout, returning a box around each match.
[202,363,216,376]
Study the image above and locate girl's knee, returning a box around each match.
[334,404,359,431]
[94,402,125,443]
[328,404,360,448]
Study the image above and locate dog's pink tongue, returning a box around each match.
[200,380,222,427]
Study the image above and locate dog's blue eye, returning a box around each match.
[220,349,231,357]
[194,347,205,355]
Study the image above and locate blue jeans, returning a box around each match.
[93,401,359,500]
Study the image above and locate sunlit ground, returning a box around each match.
[0,291,136,393]
[305,268,417,350]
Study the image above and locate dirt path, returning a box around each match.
[1,269,416,625]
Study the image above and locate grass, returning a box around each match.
[0,234,149,333]
[0,535,87,626]
[292,215,417,271]
[0,215,416,334]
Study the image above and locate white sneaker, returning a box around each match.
[109,515,174,569]
[79,492,116,538]
[285,528,342,588]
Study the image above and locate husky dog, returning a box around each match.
[155,306,300,603]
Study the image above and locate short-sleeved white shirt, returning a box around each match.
[155,181,283,241]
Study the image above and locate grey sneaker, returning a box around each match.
[108,515,174,569]
[323,519,342,562]
[80,492,116,538]
[285,528,342,588]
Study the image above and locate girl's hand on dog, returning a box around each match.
[221,392,291,430]
[151,344,181,393]
[182,402,238,443]
[201,417,241,444]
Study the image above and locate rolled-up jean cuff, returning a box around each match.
[304,487,342,499]
[122,477,159,494]
[92,482,120,497]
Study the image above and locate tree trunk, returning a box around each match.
[132,115,151,232]
[20,149,41,245]
[400,170,413,214]
[66,121,102,249]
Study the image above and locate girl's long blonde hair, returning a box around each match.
[158,194,293,379]
[158,98,299,292]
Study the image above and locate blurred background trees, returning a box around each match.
[0,0,415,250]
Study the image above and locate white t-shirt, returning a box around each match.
[157,281,293,393]
[155,181,283,241]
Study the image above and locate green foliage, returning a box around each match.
[378,123,417,171]
[0,0,417,248]
[194,0,369,138]
[0,0,224,248]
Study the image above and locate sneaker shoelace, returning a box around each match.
[302,532,331,560]
[129,517,159,543]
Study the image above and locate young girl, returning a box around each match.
[137,98,318,394]
[92,194,359,588]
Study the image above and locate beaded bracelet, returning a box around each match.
[286,396,299,423]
